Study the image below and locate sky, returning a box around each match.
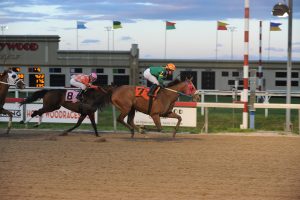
[0,0,300,61]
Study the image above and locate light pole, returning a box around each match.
[228,26,237,60]
[0,25,8,35]
[272,0,293,132]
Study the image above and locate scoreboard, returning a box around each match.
[29,73,45,87]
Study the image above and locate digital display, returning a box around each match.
[29,74,45,87]
[18,74,25,80]
[28,67,41,73]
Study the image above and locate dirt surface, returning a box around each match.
[0,130,300,200]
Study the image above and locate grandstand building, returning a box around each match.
[1,35,299,91]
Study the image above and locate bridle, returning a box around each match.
[163,80,197,97]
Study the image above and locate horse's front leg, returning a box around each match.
[150,114,162,133]
[1,109,13,134]
[60,114,87,136]
[163,112,182,138]
[88,113,99,137]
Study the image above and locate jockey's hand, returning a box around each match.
[88,84,98,89]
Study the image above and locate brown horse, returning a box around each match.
[0,69,26,134]
[19,86,113,136]
[111,78,199,138]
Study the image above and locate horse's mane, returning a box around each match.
[166,79,182,87]
[87,85,116,110]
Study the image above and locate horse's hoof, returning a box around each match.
[33,124,39,128]
[19,120,24,124]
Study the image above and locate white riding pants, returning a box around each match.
[70,78,87,90]
[143,68,159,85]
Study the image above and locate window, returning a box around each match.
[29,74,45,87]
[232,72,239,77]
[92,68,104,74]
[275,80,286,86]
[113,75,129,86]
[275,72,287,78]
[94,75,108,85]
[292,81,298,87]
[292,72,299,78]
[49,68,61,73]
[228,80,235,85]
[70,68,82,73]
[222,71,229,77]
[113,68,125,74]
[239,80,243,85]
[256,72,263,77]
[50,74,65,87]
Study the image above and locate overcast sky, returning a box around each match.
[1,0,300,60]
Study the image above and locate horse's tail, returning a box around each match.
[20,89,49,105]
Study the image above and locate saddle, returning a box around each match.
[135,86,160,100]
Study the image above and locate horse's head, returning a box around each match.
[7,70,25,89]
[184,77,200,102]
[0,69,25,89]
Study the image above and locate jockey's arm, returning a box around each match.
[88,83,98,89]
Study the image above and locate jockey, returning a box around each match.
[143,63,176,96]
[70,72,98,101]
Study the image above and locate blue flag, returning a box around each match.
[77,21,87,29]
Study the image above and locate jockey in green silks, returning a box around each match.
[143,63,176,96]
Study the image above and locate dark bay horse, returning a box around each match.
[111,78,199,138]
[20,86,113,136]
[0,69,25,134]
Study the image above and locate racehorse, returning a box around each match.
[111,77,199,138]
[0,69,25,134]
[19,86,114,136]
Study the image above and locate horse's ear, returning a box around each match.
[190,76,193,81]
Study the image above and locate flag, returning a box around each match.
[113,21,122,29]
[77,21,87,29]
[217,21,228,30]
[166,21,176,30]
[270,22,282,31]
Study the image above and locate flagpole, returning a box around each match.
[268,26,271,60]
[76,25,78,50]
[112,30,115,51]
[216,26,218,60]
[164,21,167,59]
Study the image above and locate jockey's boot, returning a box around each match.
[148,84,158,97]
[76,90,84,101]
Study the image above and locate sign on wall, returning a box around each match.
[0,103,97,124]
[126,107,197,127]
[0,104,23,122]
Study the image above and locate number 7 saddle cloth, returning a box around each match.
[135,86,160,100]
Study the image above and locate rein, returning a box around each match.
[164,87,193,98]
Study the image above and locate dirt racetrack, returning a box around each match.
[0,130,300,200]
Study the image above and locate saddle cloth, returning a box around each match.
[65,90,79,103]
[135,86,159,100]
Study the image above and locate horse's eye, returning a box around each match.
[12,74,16,79]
